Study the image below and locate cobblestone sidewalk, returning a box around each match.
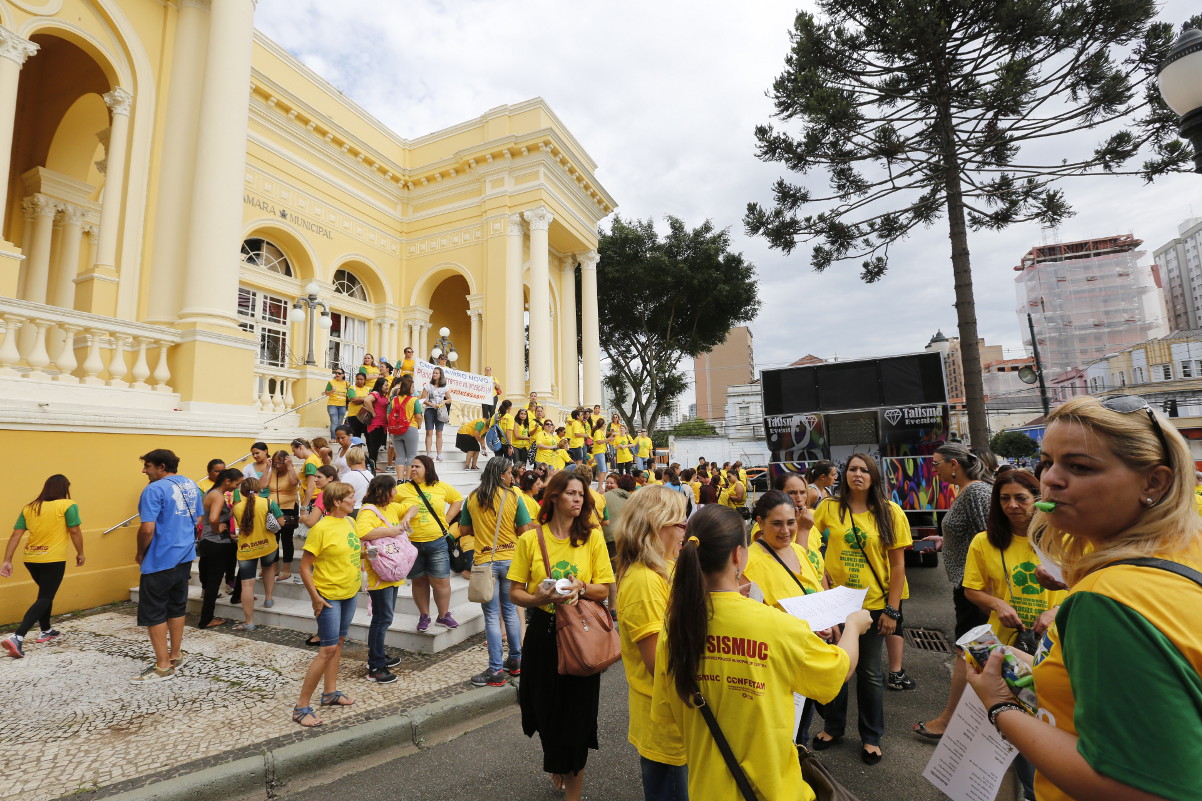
[0,603,492,801]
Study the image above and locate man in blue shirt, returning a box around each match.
[132,449,202,683]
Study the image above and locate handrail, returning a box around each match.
[99,394,327,535]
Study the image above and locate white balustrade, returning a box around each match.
[53,324,81,384]
[23,319,52,380]
[0,315,24,377]
[104,333,130,387]
[130,338,152,390]
[253,370,302,416]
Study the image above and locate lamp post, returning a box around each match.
[288,281,331,366]
[1018,312,1052,418]
[1158,26,1202,173]
[429,325,460,364]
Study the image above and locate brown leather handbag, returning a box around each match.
[535,526,620,676]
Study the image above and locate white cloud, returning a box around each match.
[255,0,1202,374]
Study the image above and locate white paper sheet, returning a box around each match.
[923,689,1018,801]
[1030,541,1065,585]
[792,693,807,737]
[777,585,869,632]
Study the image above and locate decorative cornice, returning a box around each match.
[523,206,554,232]
[579,251,600,271]
[0,27,39,66]
[103,87,133,116]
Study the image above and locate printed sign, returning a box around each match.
[879,404,948,457]
[412,360,493,404]
[764,412,827,462]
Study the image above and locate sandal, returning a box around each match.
[232,622,256,631]
[320,690,354,707]
[913,722,944,742]
[292,706,323,727]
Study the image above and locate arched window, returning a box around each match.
[332,268,367,300]
[241,238,293,276]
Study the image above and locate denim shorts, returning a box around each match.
[316,594,357,646]
[593,452,608,472]
[568,446,585,462]
[408,537,451,579]
[136,561,192,626]
[236,550,278,581]
[423,406,445,431]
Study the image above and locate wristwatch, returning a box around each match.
[882,604,902,621]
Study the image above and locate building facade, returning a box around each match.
[693,325,754,423]
[0,0,615,620]
[1154,217,1202,333]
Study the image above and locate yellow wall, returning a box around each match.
[0,431,299,625]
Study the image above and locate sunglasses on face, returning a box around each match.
[1100,395,1172,469]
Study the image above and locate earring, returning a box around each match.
[1143,497,1155,507]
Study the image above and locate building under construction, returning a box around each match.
[1015,234,1167,379]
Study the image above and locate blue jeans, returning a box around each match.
[367,585,398,670]
[315,594,357,647]
[639,756,688,801]
[817,624,885,746]
[481,559,522,672]
[635,456,646,471]
[327,405,346,438]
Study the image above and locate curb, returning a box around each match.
[100,683,518,801]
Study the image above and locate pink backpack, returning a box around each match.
[362,505,417,582]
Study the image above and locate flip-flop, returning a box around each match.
[232,623,256,631]
[913,722,944,741]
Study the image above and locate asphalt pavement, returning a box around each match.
[279,556,978,801]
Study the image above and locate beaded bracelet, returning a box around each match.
[987,702,1025,739]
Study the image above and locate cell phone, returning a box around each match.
[910,539,938,553]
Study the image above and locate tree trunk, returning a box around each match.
[938,114,990,448]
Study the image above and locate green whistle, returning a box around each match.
[1033,501,1056,512]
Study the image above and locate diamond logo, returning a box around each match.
[884,408,903,426]
[803,415,819,429]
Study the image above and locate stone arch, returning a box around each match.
[328,253,392,306]
[409,261,478,308]
[240,220,319,283]
[427,274,472,369]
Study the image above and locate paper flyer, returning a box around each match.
[923,689,1018,801]
[777,585,869,632]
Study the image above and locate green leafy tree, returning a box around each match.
[671,417,721,438]
[598,216,760,434]
[745,1,1195,448]
[990,429,1040,460]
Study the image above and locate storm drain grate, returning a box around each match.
[905,628,952,653]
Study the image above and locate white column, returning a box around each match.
[178,0,258,326]
[417,322,429,362]
[505,213,525,397]
[22,195,57,303]
[467,308,482,374]
[50,205,84,308]
[0,29,38,218]
[523,207,553,397]
[91,87,132,274]
[580,251,602,405]
[559,255,579,407]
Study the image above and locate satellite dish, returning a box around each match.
[1017,366,1039,385]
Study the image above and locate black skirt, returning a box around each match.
[519,608,601,775]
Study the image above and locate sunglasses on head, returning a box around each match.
[1100,395,1172,469]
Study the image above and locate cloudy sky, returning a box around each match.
[256,0,1202,380]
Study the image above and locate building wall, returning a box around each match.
[693,326,754,422]
[1153,217,1202,333]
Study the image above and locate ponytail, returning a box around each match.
[240,476,261,533]
[665,505,748,702]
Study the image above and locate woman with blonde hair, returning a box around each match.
[614,486,688,800]
[967,395,1202,801]
[264,449,300,581]
[342,445,373,510]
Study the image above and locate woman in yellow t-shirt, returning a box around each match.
[812,453,911,763]
[565,408,589,465]
[1,475,84,656]
[614,487,688,795]
[345,372,369,438]
[588,416,611,490]
[518,471,545,521]
[291,439,323,509]
[265,450,300,581]
[399,346,415,380]
[294,481,360,727]
[508,471,615,798]
[612,425,635,475]
[324,368,350,438]
[512,408,534,465]
[356,475,417,684]
[533,420,560,470]
[456,417,488,470]
[358,353,380,378]
[651,506,871,801]
[231,476,284,630]
[396,455,463,631]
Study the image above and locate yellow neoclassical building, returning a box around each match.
[0,0,615,621]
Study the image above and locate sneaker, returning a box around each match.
[887,669,917,691]
[504,656,521,675]
[416,613,431,633]
[470,668,507,687]
[34,629,60,643]
[385,655,402,668]
[291,575,304,584]
[130,665,175,683]
[436,613,459,630]
[2,636,24,658]
[366,666,397,684]
[171,652,189,669]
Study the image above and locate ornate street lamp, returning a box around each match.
[1158,26,1202,173]
[430,325,459,363]
[288,281,331,366]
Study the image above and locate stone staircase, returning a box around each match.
[127,452,499,654]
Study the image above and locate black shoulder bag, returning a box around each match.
[849,520,903,627]
[410,480,471,573]
[757,539,812,596]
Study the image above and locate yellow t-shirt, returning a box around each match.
[521,492,541,521]
[512,419,532,447]
[347,386,365,414]
[231,498,281,560]
[814,499,912,610]
[359,364,380,377]
[14,499,81,563]
[197,478,215,493]
[303,515,361,600]
[962,532,1066,646]
[533,430,559,462]
[551,448,572,469]
[566,419,587,449]
[635,436,653,458]
[718,484,745,509]
[507,525,615,613]
[590,431,609,456]
[498,413,515,444]
[618,561,686,765]
[458,419,487,437]
[400,358,415,377]
[651,592,850,801]
[355,502,413,590]
[613,434,634,463]
[745,540,824,608]
[689,481,701,502]
[459,487,530,564]
[589,487,610,529]
[395,481,463,543]
[325,379,349,406]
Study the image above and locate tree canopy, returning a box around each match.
[745,0,1193,448]
[990,429,1040,459]
[597,216,759,434]
[671,417,721,438]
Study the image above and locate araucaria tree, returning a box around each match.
[745,0,1193,447]
[597,216,760,434]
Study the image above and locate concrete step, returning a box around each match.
[131,582,484,654]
